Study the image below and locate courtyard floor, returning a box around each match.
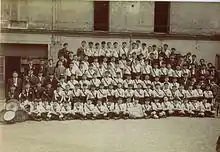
[0,117,220,152]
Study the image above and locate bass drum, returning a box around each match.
[5,99,20,112]
[15,110,29,123]
[3,110,16,124]
[0,109,7,123]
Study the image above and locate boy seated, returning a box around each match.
[114,97,129,119]
[84,99,96,120]
[94,100,108,119]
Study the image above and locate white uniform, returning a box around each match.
[84,103,95,115]
[151,68,161,77]
[114,103,127,114]
[123,79,134,89]
[133,79,144,89]
[124,89,134,98]
[90,78,101,88]
[104,102,115,113]
[115,88,125,98]
[101,77,113,87]
[141,65,152,75]
[152,89,165,98]
[160,68,168,76]
[67,80,79,89]
[73,103,84,114]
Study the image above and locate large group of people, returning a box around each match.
[6,40,220,121]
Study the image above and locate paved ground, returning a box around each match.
[0,117,220,152]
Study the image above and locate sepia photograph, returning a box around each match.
[0,0,220,152]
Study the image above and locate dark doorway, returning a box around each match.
[154,2,170,33]
[94,1,109,31]
[5,56,21,82]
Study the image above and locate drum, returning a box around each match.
[15,110,29,123]
[3,110,16,124]
[0,109,7,123]
[5,99,20,112]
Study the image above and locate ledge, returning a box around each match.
[1,28,220,41]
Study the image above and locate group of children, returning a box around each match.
[6,40,219,121]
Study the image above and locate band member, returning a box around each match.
[141,59,152,78]
[63,84,72,103]
[114,97,129,119]
[90,72,101,88]
[163,96,174,116]
[80,83,90,103]
[185,85,195,100]
[162,82,173,99]
[96,83,107,103]
[36,72,46,86]
[59,76,67,90]
[28,69,38,87]
[71,83,82,107]
[33,82,44,102]
[172,99,186,116]
[131,58,142,78]
[101,71,113,88]
[142,99,153,118]
[29,101,46,121]
[67,74,78,90]
[119,42,129,57]
[203,99,215,117]
[123,74,134,89]
[151,63,161,79]
[35,59,47,76]
[79,74,90,88]
[76,62,87,79]
[84,99,96,120]
[112,62,123,78]
[150,98,160,119]
[6,85,19,101]
[73,100,85,119]
[152,83,164,99]
[162,76,172,89]
[19,83,35,102]
[152,76,162,89]
[42,83,54,102]
[124,83,134,101]
[65,61,77,79]
[107,83,116,103]
[129,99,144,119]
[44,74,58,89]
[170,77,180,89]
[204,85,214,103]
[173,65,183,81]
[133,74,144,89]
[53,85,65,103]
[104,99,115,119]
[142,74,152,89]
[123,60,132,76]
[115,82,125,101]
[166,63,175,78]
[86,42,94,62]
[94,100,108,119]
[87,85,97,105]
[134,83,145,104]
[194,83,204,101]
[112,72,124,88]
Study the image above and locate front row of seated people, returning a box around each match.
[17,81,216,121]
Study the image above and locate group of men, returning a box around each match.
[6,40,219,121]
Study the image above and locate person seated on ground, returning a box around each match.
[94,100,107,119]
[104,99,115,119]
[84,99,96,120]
[73,100,85,120]
[142,99,153,118]
[114,97,129,119]
[87,85,97,105]
[202,98,215,117]
[162,96,174,116]
[61,102,74,120]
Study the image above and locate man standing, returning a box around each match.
[58,43,70,60]
[77,41,87,60]
[7,71,22,93]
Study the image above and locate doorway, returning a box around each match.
[5,56,21,82]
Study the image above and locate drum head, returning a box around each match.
[3,110,16,122]
[15,110,28,122]
[0,109,7,123]
[5,100,20,112]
